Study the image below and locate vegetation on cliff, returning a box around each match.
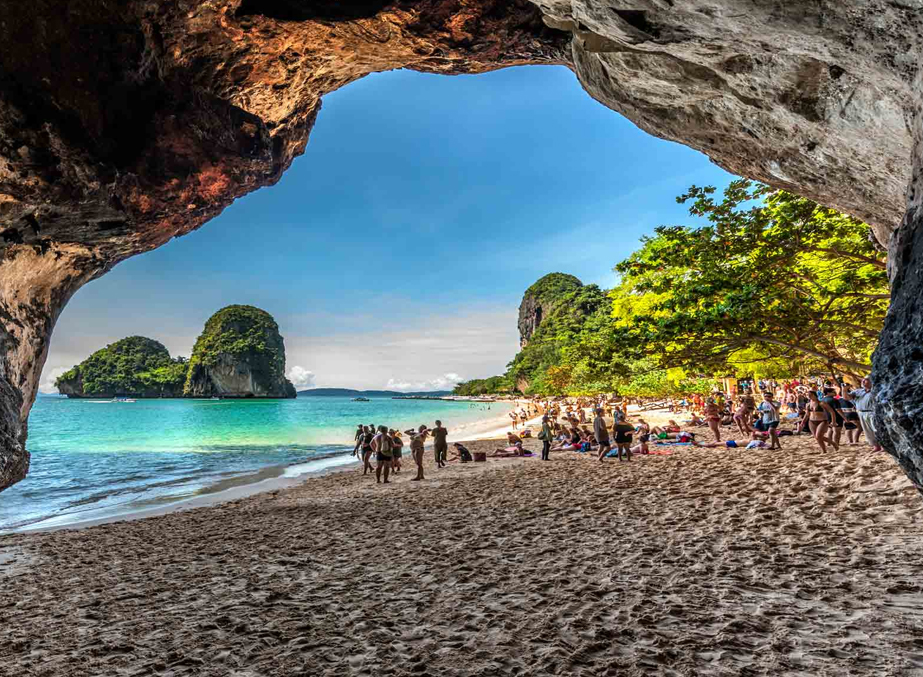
[184,305,295,398]
[54,337,187,397]
[454,181,887,398]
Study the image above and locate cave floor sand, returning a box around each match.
[1,423,922,676]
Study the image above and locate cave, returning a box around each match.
[0,0,922,493]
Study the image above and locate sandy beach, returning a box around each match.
[2,408,922,676]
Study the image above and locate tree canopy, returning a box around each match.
[455,181,888,397]
[611,181,886,378]
[55,336,187,396]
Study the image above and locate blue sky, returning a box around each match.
[42,65,735,392]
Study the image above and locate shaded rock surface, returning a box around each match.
[184,305,296,399]
[0,0,922,490]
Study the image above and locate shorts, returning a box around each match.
[392,449,403,458]
[844,422,858,430]
[753,420,778,431]
[615,434,632,444]
[376,452,392,462]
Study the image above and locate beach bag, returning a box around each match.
[537,429,547,441]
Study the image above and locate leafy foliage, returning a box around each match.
[459,181,888,397]
[612,180,887,377]
[55,336,186,396]
[453,375,514,396]
[507,282,611,395]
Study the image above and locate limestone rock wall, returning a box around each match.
[0,0,922,491]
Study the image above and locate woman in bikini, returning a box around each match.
[733,396,753,436]
[802,391,839,452]
[704,398,721,442]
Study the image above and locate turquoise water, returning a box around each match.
[0,396,510,531]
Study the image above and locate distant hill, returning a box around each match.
[298,388,452,397]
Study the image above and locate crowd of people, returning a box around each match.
[352,420,451,483]
[661,376,881,453]
[349,376,880,483]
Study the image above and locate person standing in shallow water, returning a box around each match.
[431,420,448,468]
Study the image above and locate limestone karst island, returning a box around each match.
[1,3,922,675]
[55,306,297,399]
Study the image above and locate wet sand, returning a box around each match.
[1,410,922,675]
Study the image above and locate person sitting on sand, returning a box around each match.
[684,412,704,427]
[493,441,526,457]
[450,442,473,463]
[371,425,393,484]
[651,421,681,436]
[405,425,428,481]
[506,431,522,446]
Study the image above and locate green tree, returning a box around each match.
[611,180,887,378]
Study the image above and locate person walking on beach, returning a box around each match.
[360,426,375,475]
[407,425,428,481]
[432,420,448,468]
[372,425,393,484]
[755,391,782,450]
[594,409,612,461]
[539,415,553,460]
[352,424,364,457]
[802,391,840,452]
[851,377,881,451]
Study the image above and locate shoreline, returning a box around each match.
[4,402,523,534]
[3,405,920,674]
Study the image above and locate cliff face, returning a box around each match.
[0,1,922,491]
[518,273,584,346]
[184,306,296,399]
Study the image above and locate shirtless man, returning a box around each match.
[406,425,429,481]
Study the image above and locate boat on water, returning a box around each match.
[352,397,370,402]
[112,397,136,403]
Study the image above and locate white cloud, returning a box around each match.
[38,366,70,394]
[386,372,464,392]
[286,366,316,388]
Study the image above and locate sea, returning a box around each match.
[0,395,512,532]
